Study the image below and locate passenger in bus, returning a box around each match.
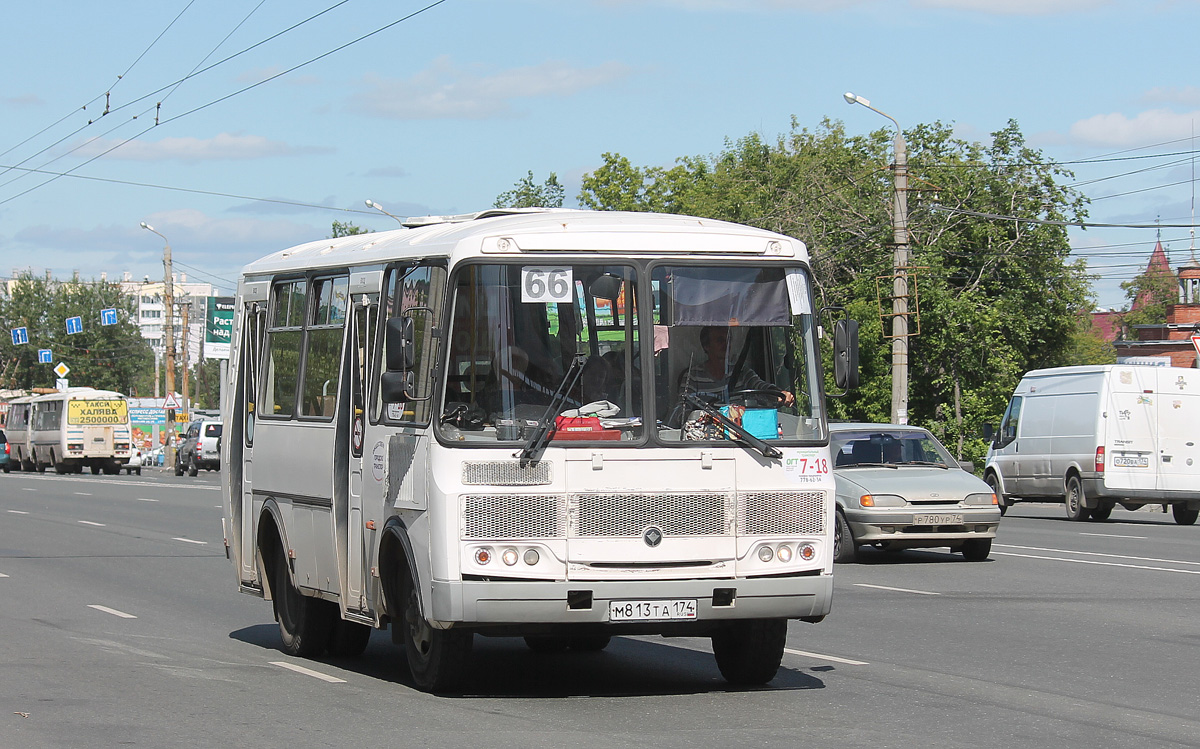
[680,326,795,407]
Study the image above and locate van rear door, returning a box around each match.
[1155,369,1200,492]
[1104,368,1158,492]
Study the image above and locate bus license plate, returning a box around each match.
[609,599,697,622]
[1113,455,1149,468]
[914,513,962,525]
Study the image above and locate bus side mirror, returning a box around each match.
[833,319,860,389]
[385,316,415,372]
[381,370,415,404]
[982,423,995,441]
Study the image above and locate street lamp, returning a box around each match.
[365,199,405,226]
[140,221,178,467]
[843,91,910,425]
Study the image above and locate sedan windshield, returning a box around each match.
[831,429,956,468]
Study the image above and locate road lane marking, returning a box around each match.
[21,488,35,492]
[0,573,8,578]
[784,648,869,666]
[1080,532,1147,539]
[136,498,159,502]
[270,661,346,683]
[87,605,137,619]
[8,510,29,515]
[78,520,106,527]
[173,537,207,545]
[993,551,1200,575]
[854,583,940,596]
[74,492,92,496]
[996,544,1200,567]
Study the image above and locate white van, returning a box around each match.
[984,365,1200,524]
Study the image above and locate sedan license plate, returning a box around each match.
[914,513,962,525]
[1112,455,1149,468]
[609,599,697,622]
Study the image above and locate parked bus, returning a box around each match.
[222,209,856,691]
[29,388,134,474]
[4,395,36,470]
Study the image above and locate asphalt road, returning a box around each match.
[2,469,1198,748]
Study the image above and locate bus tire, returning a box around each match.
[1064,476,1091,521]
[273,547,334,658]
[53,453,68,474]
[524,635,569,652]
[91,465,101,475]
[327,619,372,658]
[1172,505,1199,525]
[401,573,472,693]
[33,452,46,473]
[711,618,787,685]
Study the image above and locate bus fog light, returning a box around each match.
[502,548,519,566]
[523,549,540,566]
[776,545,793,563]
[474,547,493,565]
[757,545,774,562]
[798,543,816,561]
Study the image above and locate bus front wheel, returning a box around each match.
[272,547,333,658]
[711,618,787,685]
[401,574,472,693]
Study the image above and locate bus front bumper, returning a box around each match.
[430,574,833,628]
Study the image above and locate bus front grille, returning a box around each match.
[737,491,825,535]
[463,494,566,538]
[572,493,731,537]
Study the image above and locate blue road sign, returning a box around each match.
[11,327,28,345]
[38,349,52,364]
[100,308,118,326]
[66,316,83,335]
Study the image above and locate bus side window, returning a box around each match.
[379,263,447,424]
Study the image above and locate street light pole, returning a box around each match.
[141,221,178,466]
[843,92,910,425]
[365,199,405,226]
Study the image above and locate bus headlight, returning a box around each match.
[757,545,774,562]
[776,545,793,563]
[798,543,816,561]
[523,549,540,566]
[501,548,519,566]
[474,547,493,565]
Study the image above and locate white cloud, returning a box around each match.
[351,56,633,120]
[72,133,330,162]
[1140,86,1200,107]
[1068,108,1200,146]
[3,94,42,108]
[913,0,1111,13]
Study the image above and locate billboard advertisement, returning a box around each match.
[205,296,234,360]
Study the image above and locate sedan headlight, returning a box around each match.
[859,494,905,508]
[965,492,998,506]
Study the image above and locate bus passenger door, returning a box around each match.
[235,300,265,585]
[346,296,378,610]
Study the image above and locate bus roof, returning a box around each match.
[239,209,810,279]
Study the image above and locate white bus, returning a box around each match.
[4,395,37,471]
[28,388,134,474]
[222,209,856,692]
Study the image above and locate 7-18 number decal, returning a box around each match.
[787,457,829,474]
[522,266,573,303]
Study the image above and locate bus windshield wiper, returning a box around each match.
[682,393,782,460]
[517,353,587,467]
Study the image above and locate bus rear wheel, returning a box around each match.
[711,618,787,685]
[273,547,334,658]
[1173,505,1199,525]
[401,573,472,693]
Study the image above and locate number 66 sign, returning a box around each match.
[521,266,573,303]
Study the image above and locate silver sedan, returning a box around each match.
[831,423,1000,563]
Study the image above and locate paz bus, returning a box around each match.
[4,394,36,470]
[221,209,857,692]
[28,388,134,474]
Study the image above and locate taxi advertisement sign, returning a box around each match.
[67,400,130,426]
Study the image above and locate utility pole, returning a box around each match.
[181,300,190,424]
[141,222,177,465]
[843,92,910,424]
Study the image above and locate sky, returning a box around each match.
[3,0,1200,309]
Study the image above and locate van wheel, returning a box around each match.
[569,635,611,652]
[272,547,334,658]
[1089,502,1114,522]
[402,572,472,692]
[1172,505,1199,525]
[833,510,857,563]
[174,456,184,476]
[524,635,569,652]
[961,538,992,562]
[187,457,199,477]
[985,473,1007,516]
[1064,477,1091,521]
[711,618,787,685]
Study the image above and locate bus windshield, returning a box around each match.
[436,261,824,446]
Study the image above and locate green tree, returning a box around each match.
[0,272,153,393]
[575,118,1094,464]
[495,170,565,209]
[331,220,368,238]
[1119,259,1177,328]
